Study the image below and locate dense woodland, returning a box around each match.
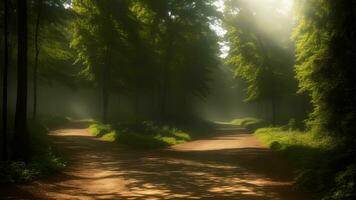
[1,0,356,200]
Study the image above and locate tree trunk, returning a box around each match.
[33,0,42,119]
[2,0,9,161]
[270,71,277,126]
[271,94,277,126]
[134,89,139,116]
[102,45,112,124]
[256,34,277,126]
[102,85,109,124]
[160,16,174,121]
[13,0,29,161]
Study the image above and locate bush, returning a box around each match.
[230,117,267,131]
[254,126,356,199]
[322,165,356,200]
[0,148,66,184]
[88,121,192,149]
[0,162,39,184]
[88,123,112,137]
[0,121,66,185]
[255,127,333,167]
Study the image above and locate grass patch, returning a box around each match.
[88,121,192,149]
[88,123,112,137]
[255,127,332,168]
[230,117,267,131]
[101,131,117,142]
[254,127,356,199]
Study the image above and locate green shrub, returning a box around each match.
[0,147,66,184]
[88,123,112,137]
[88,121,192,149]
[117,132,168,149]
[255,127,332,167]
[323,165,356,200]
[0,120,66,185]
[0,162,38,184]
[101,131,117,142]
[230,117,267,131]
[254,127,356,199]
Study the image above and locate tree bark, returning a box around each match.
[102,45,112,124]
[2,0,9,161]
[160,15,174,121]
[13,0,29,161]
[102,85,109,123]
[33,0,43,119]
[256,34,277,126]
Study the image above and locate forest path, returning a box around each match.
[2,124,309,200]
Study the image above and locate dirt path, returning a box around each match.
[1,125,309,200]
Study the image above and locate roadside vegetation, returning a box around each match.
[229,117,267,131]
[255,125,355,200]
[0,120,65,184]
[1,1,356,199]
[88,121,192,149]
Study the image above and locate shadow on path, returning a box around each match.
[1,126,309,200]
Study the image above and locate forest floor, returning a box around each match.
[1,124,310,200]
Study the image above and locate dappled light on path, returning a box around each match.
[3,126,308,200]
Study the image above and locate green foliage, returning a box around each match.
[292,1,356,198]
[255,127,333,166]
[224,0,296,103]
[101,131,117,142]
[293,0,356,137]
[88,121,191,149]
[70,0,220,120]
[324,165,356,200]
[0,120,66,184]
[255,127,356,198]
[88,123,112,137]
[0,149,66,184]
[0,161,39,184]
[230,117,267,131]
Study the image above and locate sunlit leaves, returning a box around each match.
[293,0,356,135]
[224,0,295,102]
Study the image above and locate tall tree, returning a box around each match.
[32,0,43,119]
[137,0,220,120]
[224,0,296,125]
[71,0,135,123]
[13,0,29,161]
[294,0,356,136]
[1,0,9,161]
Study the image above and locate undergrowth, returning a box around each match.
[0,120,66,184]
[230,117,267,131]
[88,121,192,149]
[255,126,356,200]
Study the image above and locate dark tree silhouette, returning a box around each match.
[13,0,29,161]
[1,0,9,161]
[33,0,43,119]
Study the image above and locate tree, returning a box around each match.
[1,0,9,161]
[13,0,29,161]
[224,0,296,125]
[135,0,220,120]
[294,0,356,137]
[29,0,74,118]
[71,0,219,122]
[71,0,136,123]
[32,0,43,119]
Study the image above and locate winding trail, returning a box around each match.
[1,124,309,200]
